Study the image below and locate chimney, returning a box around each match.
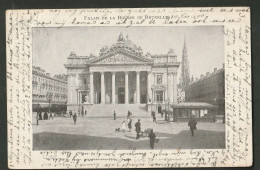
[200,74,204,79]
[46,73,50,77]
[223,63,225,68]
[206,72,210,76]
[214,68,217,73]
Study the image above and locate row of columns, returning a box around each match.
[89,71,144,104]
[87,71,176,104]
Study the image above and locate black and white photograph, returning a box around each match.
[32,26,225,150]
[6,7,252,168]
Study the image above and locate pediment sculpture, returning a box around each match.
[97,53,143,64]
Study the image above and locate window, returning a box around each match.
[156,91,163,102]
[157,74,163,85]
[84,79,87,85]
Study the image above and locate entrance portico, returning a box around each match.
[90,70,150,104]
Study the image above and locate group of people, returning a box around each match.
[69,110,87,118]
[113,110,157,149]
[36,112,54,125]
[120,117,132,132]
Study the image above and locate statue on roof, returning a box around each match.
[168,48,174,53]
[70,51,77,57]
[117,33,125,42]
[100,46,109,53]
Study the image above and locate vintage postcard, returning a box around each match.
[6,7,252,168]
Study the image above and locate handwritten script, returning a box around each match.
[6,7,251,168]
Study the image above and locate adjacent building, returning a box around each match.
[184,66,225,115]
[32,66,68,112]
[64,33,180,113]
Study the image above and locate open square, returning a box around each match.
[33,114,225,150]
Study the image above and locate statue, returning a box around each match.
[70,51,77,57]
[100,46,108,53]
[117,33,125,42]
[84,95,90,103]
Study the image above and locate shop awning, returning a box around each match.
[171,102,217,109]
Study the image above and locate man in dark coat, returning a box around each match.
[73,113,77,125]
[152,111,156,123]
[188,117,197,137]
[113,111,116,120]
[148,129,156,149]
[128,118,132,131]
[36,112,39,125]
[135,119,141,139]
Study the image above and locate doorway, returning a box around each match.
[118,87,125,104]
[141,92,147,103]
[158,106,162,114]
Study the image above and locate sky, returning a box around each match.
[32,26,224,81]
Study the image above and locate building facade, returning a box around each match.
[32,66,68,112]
[184,66,225,115]
[64,34,180,112]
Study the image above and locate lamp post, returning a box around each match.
[46,92,53,115]
[76,88,80,116]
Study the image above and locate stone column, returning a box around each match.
[76,73,79,87]
[101,72,105,104]
[147,71,151,102]
[125,71,129,104]
[136,71,140,104]
[173,72,177,103]
[112,72,116,104]
[79,91,82,104]
[167,73,171,102]
[89,72,94,104]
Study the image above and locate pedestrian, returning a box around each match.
[135,119,141,139]
[188,117,197,137]
[164,111,168,121]
[81,110,84,117]
[127,110,131,118]
[73,113,77,125]
[39,112,43,120]
[114,111,116,120]
[50,112,53,119]
[36,112,39,125]
[48,112,50,119]
[44,112,48,120]
[128,118,132,131]
[152,111,156,122]
[148,129,156,149]
[85,109,87,116]
[121,121,126,132]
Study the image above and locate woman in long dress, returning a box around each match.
[121,121,126,132]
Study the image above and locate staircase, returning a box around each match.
[87,104,150,118]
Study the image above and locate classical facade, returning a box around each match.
[64,34,180,112]
[32,66,68,112]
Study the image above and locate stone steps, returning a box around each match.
[87,104,150,118]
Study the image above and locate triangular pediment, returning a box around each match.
[90,51,152,65]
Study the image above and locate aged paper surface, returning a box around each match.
[6,7,251,168]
